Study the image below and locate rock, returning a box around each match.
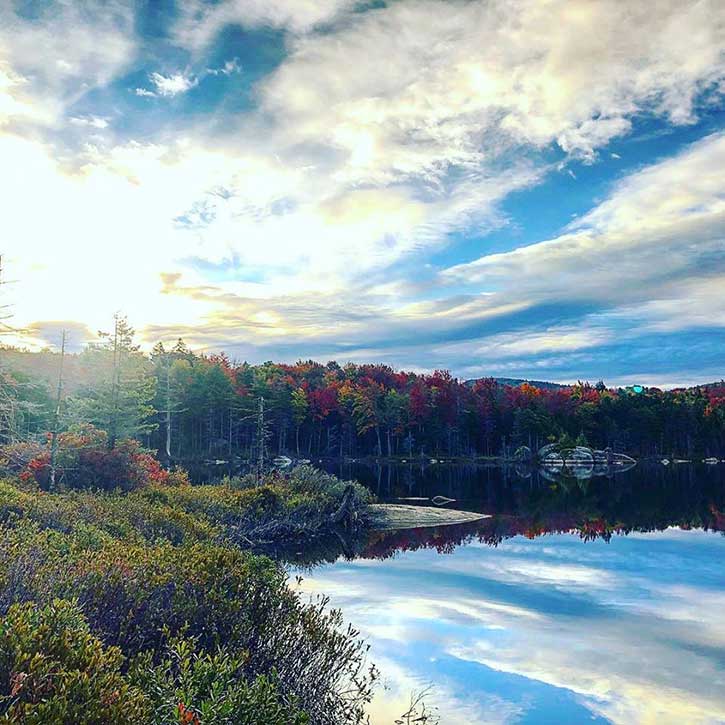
[366,504,488,531]
[431,495,456,506]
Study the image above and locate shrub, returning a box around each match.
[0,599,148,724]
[0,467,379,723]
[0,441,44,479]
[166,466,191,487]
[17,425,171,492]
[0,523,375,724]
[285,466,373,511]
[129,635,308,725]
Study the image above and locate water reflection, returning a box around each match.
[291,465,725,724]
[318,458,724,510]
[281,463,725,567]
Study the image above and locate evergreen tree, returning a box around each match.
[291,388,309,455]
[71,315,156,448]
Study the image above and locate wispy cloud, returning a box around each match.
[442,132,725,307]
[206,58,242,76]
[0,1,135,125]
[136,59,241,98]
[69,115,110,129]
[174,0,357,52]
[147,71,198,97]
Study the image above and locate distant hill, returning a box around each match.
[466,377,569,390]
[469,378,725,392]
[0,347,87,393]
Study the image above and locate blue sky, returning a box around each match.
[2,0,724,385]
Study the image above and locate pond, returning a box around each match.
[291,462,725,724]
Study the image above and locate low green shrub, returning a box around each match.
[0,465,378,723]
[0,599,148,724]
[129,634,308,725]
[0,520,375,723]
[0,465,373,549]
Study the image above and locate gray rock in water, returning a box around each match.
[367,504,488,531]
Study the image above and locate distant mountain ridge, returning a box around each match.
[466,377,569,390]
[468,377,725,391]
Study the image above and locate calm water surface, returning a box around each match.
[292,463,725,724]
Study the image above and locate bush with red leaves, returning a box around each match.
[18,424,171,492]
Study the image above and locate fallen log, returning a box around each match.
[366,503,489,531]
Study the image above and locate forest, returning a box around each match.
[2,315,724,465]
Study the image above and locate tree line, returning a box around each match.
[2,315,724,461]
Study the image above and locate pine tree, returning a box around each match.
[71,314,157,448]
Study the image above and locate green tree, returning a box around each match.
[291,387,309,455]
[382,388,407,455]
[352,382,384,455]
[71,315,156,448]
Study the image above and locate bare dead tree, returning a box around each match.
[0,254,18,443]
[256,396,268,486]
[49,329,67,490]
[395,686,440,725]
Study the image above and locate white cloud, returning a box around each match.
[206,58,242,76]
[69,115,110,129]
[593,276,725,334]
[260,0,725,185]
[432,325,614,361]
[137,61,240,99]
[0,61,45,125]
[148,71,198,97]
[442,132,725,308]
[174,0,357,52]
[0,1,135,125]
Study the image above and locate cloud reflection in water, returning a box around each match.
[295,529,725,724]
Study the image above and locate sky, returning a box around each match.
[1,0,724,386]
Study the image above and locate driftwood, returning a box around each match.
[329,484,360,530]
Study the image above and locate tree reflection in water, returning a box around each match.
[283,462,725,568]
